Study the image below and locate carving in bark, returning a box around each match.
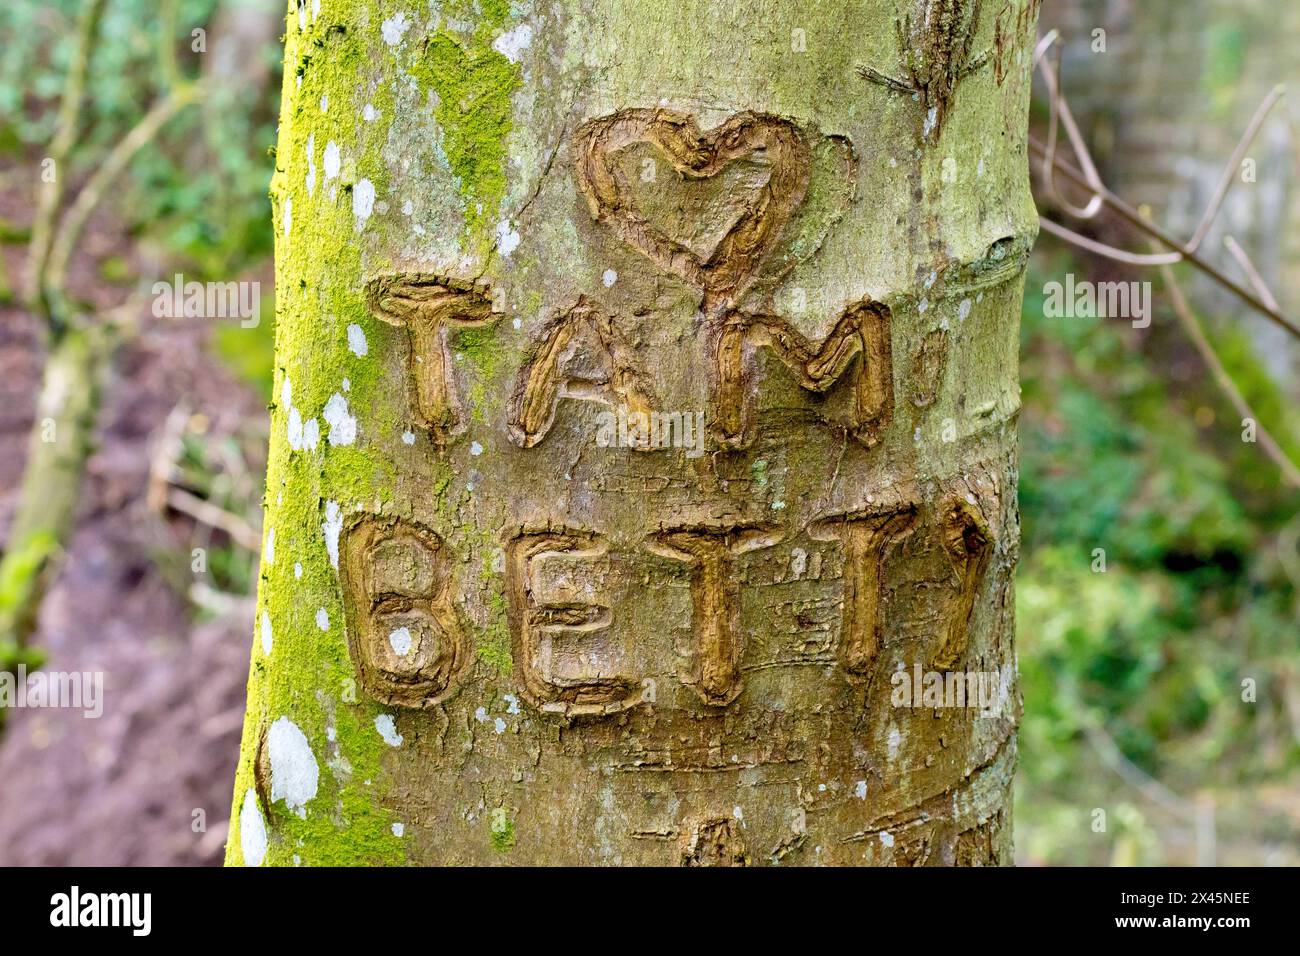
[810,502,919,680]
[711,299,894,449]
[365,274,498,446]
[339,515,471,708]
[931,497,994,669]
[574,108,811,314]
[646,524,783,707]
[228,0,1037,868]
[506,297,658,449]
[504,528,655,717]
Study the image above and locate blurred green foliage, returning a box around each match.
[0,0,281,601]
[1016,249,1300,863]
[212,308,276,402]
[0,0,279,277]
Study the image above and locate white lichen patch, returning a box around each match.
[287,406,304,449]
[282,197,292,236]
[260,611,273,655]
[346,323,368,356]
[239,788,267,867]
[374,713,403,747]
[323,140,341,182]
[305,133,316,196]
[602,268,617,288]
[391,822,405,837]
[879,831,895,847]
[469,441,483,456]
[388,626,413,657]
[490,807,511,842]
[495,219,521,257]
[268,716,319,814]
[923,107,939,137]
[887,725,901,760]
[352,178,376,223]
[363,103,378,122]
[323,393,357,446]
[493,717,506,734]
[401,430,416,445]
[380,12,411,46]
[263,527,275,565]
[315,607,329,631]
[855,780,868,800]
[322,500,343,569]
[492,22,533,62]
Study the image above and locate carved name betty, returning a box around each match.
[338,495,997,715]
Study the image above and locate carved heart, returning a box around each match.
[573,108,811,313]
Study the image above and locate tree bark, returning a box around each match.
[0,327,105,698]
[227,0,1038,866]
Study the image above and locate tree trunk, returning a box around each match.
[0,327,105,698]
[227,0,1038,866]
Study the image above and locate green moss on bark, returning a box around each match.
[410,2,521,243]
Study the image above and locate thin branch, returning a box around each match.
[1031,36,1300,340]
[1222,236,1281,312]
[159,0,181,93]
[1188,85,1286,254]
[1037,39,1104,219]
[1032,29,1060,67]
[26,0,108,318]
[1081,721,1198,822]
[1059,675,1206,828]
[1157,257,1300,490]
[42,82,204,328]
[1032,138,1300,339]
[1039,216,1182,266]
[166,487,263,552]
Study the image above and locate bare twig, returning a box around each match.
[166,487,263,552]
[1157,256,1300,490]
[1038,43,1104,219]
[1188,85,1286,255]
[1039,216,1182,266]
[26,0,108,320]
[1032,34,1300,340]
[42,82,204,327]
[1031,139,1300,339]
[1222,236,1281,312]
[1059,674,1215,864]
[159,0,181,92]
